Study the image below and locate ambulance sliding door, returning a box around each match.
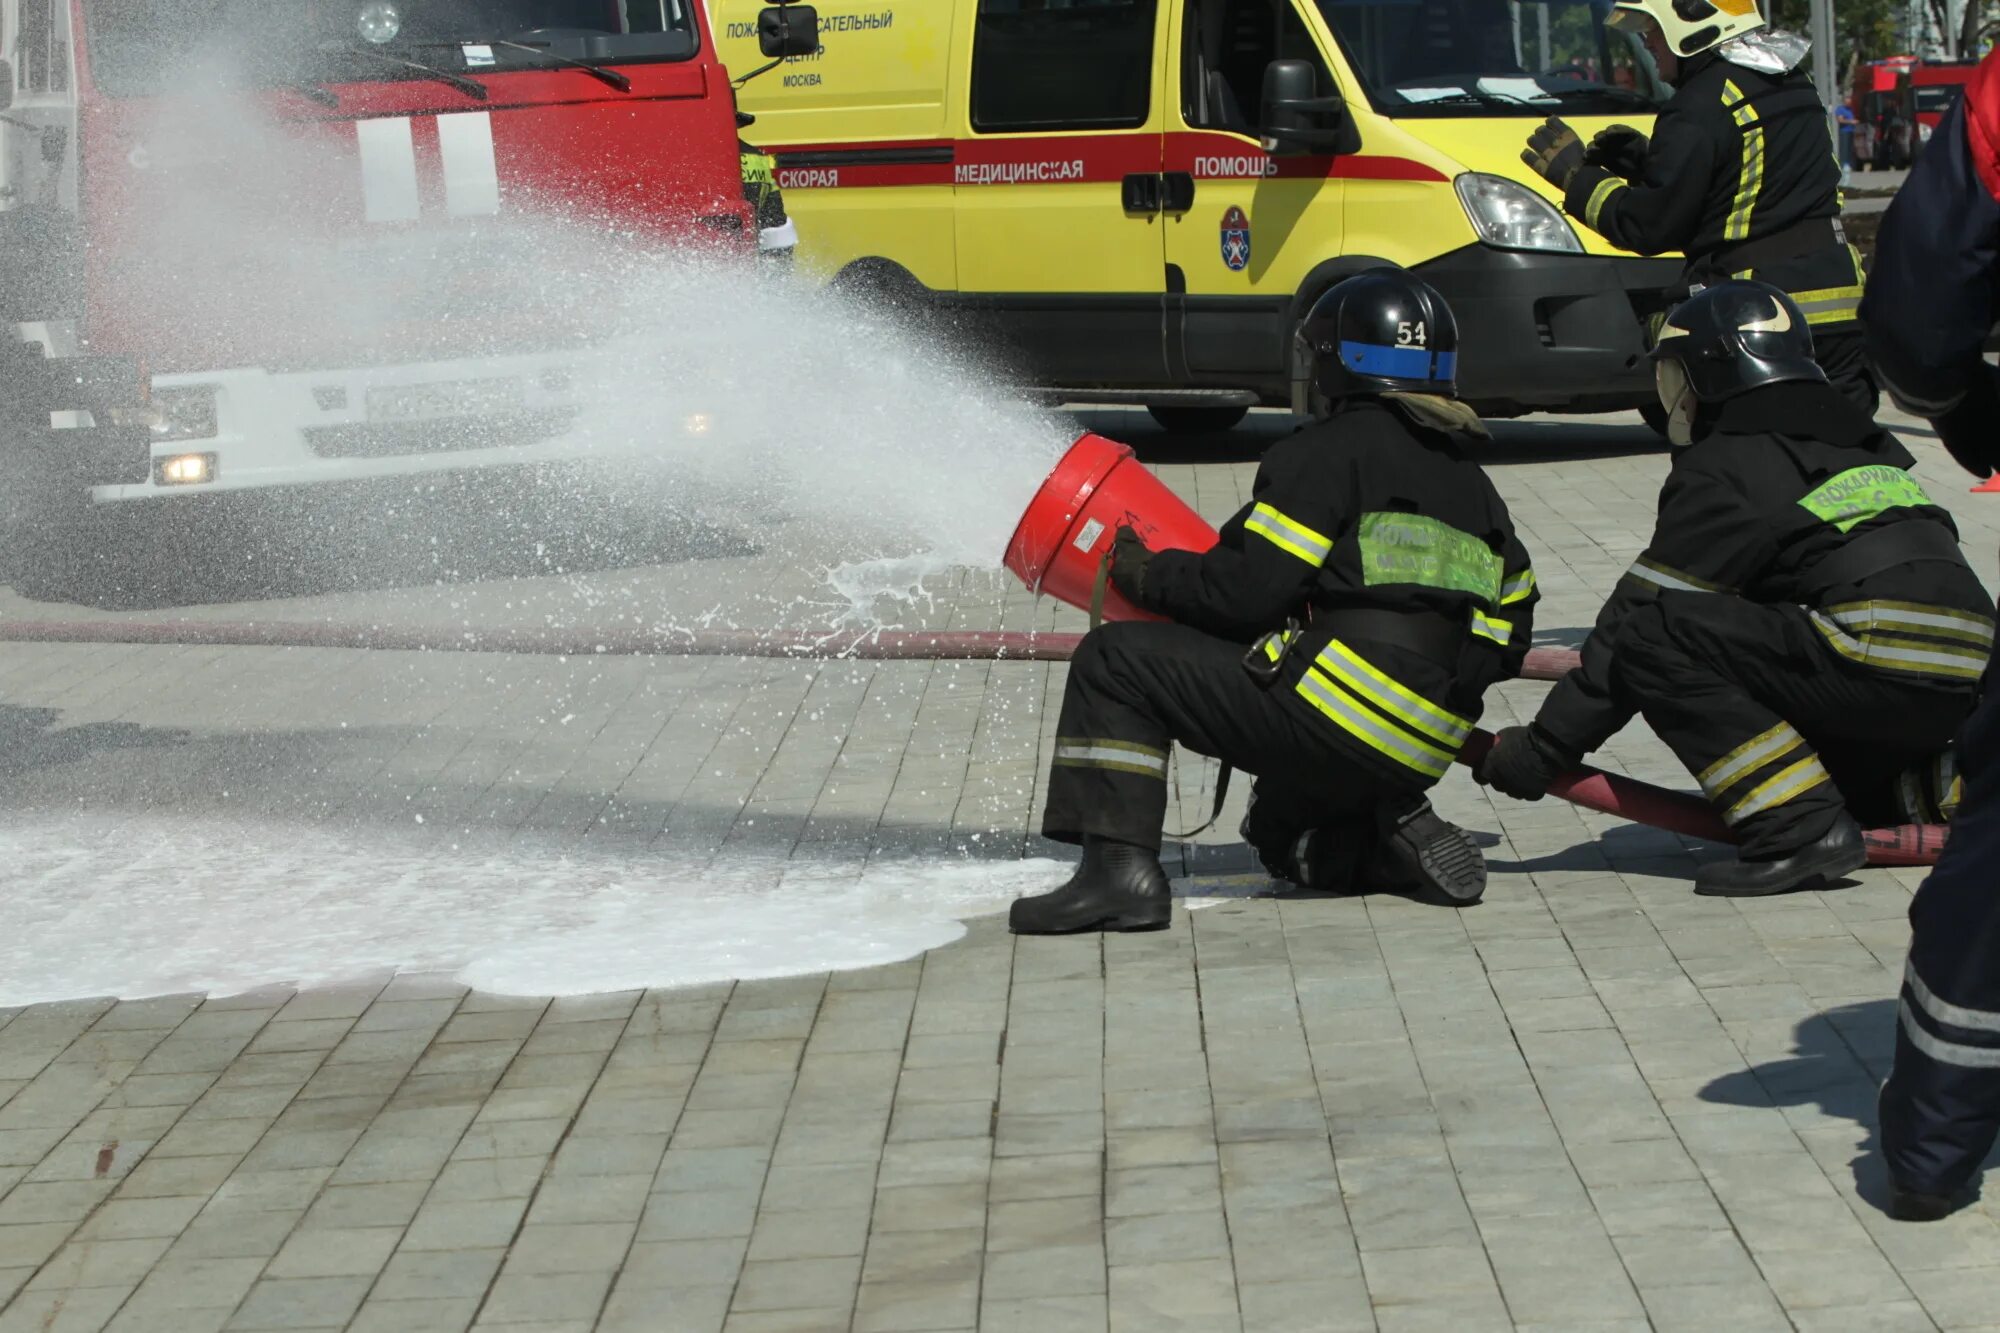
[1165,0,1345,377]
[950,0,1169,386]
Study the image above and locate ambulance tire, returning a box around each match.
[1147,404,1249,435]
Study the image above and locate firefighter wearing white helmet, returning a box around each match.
[1519,0,1874,415]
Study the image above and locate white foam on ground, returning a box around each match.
[0,815,1071,1004]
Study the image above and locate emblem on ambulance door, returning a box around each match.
[1220,206,1251,272]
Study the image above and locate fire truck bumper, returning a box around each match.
[84,352,715,504]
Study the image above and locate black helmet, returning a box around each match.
[1297,269,1460,406]
[1651,280,1824,443]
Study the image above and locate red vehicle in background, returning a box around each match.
[1911,59,1978,130]
[0,0,816,598]
[1852,56,1978,167]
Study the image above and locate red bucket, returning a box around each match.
[1002,432,1221,623]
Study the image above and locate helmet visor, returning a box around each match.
[1654,357,1686,411]
[1605,5,1655,33]
[1655,357,1695,446]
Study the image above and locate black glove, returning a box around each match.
[1933,361,2000,480]
[1584,124,1649,180]
[1521,116,1587,191]
[1108,525,1154,607]
[1474,724,1577,802]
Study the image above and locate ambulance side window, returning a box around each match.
[971,0,1159,133]
[18,0,67,94]
[1183,0,1331,135]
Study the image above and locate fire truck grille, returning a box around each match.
[303,409,581,460]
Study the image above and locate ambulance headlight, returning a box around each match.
[1455,173,1584,253]
[148,386,220,442]
[357,1,403,44]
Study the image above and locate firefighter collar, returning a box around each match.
[1719,29,1811,77]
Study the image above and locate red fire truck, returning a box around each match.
[1,0,816,598]
[1852,56,1978,167]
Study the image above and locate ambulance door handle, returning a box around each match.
[1161,172,1196,214]
[1122,173,1163,214]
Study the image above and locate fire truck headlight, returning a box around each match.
[358,2,403,44]
[149,386,220,442]
[683,413,715,437]
[156,453,218,487]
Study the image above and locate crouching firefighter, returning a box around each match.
[1009,271,1540,935]
[1475,281,1991,897]
[1519,0,1874,413]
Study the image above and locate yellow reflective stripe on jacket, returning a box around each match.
[1724,754,1831,825]
[1696,722,1806,802]
[1790,282,1864,327]
[1470,609,1514,645]
[1584,176,1624,230]
[1627,555,1727,594]
[1811,611,1991,681]
[1245,503,1334,566]
[1722,80,1765,242]
[1499,568,1536,606]
[1052,737,1168,780]
[1294,667,1455,780]
[1821,600,1997,648]
[1314,640,1474,749]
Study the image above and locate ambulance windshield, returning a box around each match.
[82,0,699,98]
[1316,0,1669,115]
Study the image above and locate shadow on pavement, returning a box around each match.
[4,464,757,613]
[1073,406,1669,468]
[0,704,190,779]
[1689,999,2000,1216]
[1481,419,1668,464]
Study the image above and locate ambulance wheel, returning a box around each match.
[1147,404,1249,435]
[1638,402,1671,438]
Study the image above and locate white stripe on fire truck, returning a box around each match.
[357,117,422,223]
[438,112,501,217]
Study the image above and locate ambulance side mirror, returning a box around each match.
[758,4,820,59]
[1260,59,1357,157]
[0,60,14,114]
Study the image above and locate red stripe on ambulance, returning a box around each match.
[771,133,1446,189]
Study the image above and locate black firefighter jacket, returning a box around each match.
[1536,384,1995,758]
[1139,396,1539,785]
[1561,44,1864,333]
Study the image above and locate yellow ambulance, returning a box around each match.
[717,0,1679,432]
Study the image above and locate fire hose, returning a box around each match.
[0,617,1946,867]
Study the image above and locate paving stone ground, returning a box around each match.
[2,404,1998,1331]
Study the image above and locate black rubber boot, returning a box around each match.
[1009,835,1171,935]
[1371,797,1487,905]
[1694,813,1866,898]
[1887,1183,1963,1223]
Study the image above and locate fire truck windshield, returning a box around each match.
[82,0,699,98]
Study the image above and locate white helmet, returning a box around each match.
[1607,0,1765,59]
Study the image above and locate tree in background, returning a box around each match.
[1771,0,1900,88]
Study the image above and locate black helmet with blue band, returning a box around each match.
[1298,269,1461,403]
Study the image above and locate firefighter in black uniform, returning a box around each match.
[1519,0,1875,413]
[1476,281,1992,900]
[1861,49,2000,1222]
[738,113,797,263]
[1009,271,1539,935]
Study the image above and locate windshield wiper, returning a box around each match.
[479,40,631,93]
[1536,84,1659,109]
[336,44,489,99]
[1396,89,1535,112]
